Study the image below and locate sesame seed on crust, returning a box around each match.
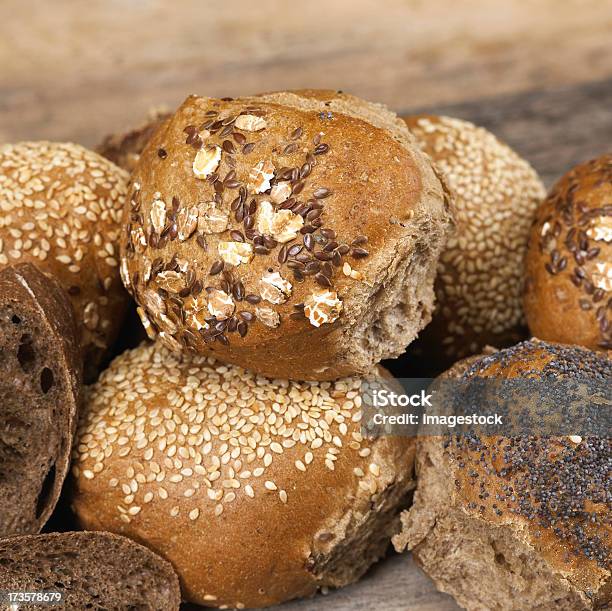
[405,115,545,364]
[72,340,416,608]
[0,141,130,371]
[73,341,392,521]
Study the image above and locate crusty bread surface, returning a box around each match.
[72,341,416,607]
[394,340,611,610]
[120,90,453,380]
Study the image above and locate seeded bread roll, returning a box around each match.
[403,115,545,372]
[0,263,81,537]
[120,91,453,380]
[0,142,130,379]
[72,341,416,608]
[96,108,171,173]
[524,154,612,351]
[0,531,181,609]
[393,340,611,610]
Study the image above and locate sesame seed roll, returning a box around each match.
[71,341,416,608]
[403,115,545,371]
[120,91,453,380]
[524,154,612,351]
[0,142,130,378]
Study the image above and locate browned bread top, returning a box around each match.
[524,154,612,351]
[439,340,610,597]
[72,341,416,607]
[0,263,81,537]
[0,531,181,610]
[120,90,453,380]
[0,141,130,379]
[403,115,545,370]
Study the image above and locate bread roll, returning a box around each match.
[72,341,416,608]
[0,141,130,378]
[120,90,453,380]
[403,115,545,371]
[97,108,171,173]
[524,154,612,350]
[0,263,81,537]
[0,531,181,610]
[393,340,611,610]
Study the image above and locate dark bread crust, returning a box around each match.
[120,91,453,380]
[394,340,611,610]
[0,263,81,537]
[0,531,181,610]
[72,342,416,608]
[524,154,612,351]
[96,109,171,173]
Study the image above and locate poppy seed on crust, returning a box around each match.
[394,339,611,611]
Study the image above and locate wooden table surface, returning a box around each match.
[2,2,611,610]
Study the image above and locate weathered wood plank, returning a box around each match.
[181,553,459,611]
[411,78,612,187]
[1,0,611,146]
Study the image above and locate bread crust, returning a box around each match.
[0,531,181,610]
[0,142,131,378]
[120,91,453,380]
[72,341,416,607]
[0,263,81,536]
[96,108,171,173]
[403,115,545,372]
[394,340,611,610]
[524,154,612,351]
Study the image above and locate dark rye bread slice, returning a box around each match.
[0,531,181,610]
[0,263,81,537]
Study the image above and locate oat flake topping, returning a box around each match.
[304,289,343,327]
[121,99,372,347]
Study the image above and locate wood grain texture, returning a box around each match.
[410,78,612,188]
[1,0,611,146]
[181,553,459,611]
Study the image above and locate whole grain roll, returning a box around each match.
[96,108,171,173]
[0,141,130,378]
[120,91,453,380]
[524,154,612,351]
[0,263,81,537]
[0,531,181,610]
[72,341,416,608]
[393,340,611,610]
[403,115,545,371]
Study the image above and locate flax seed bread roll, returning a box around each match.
[524,154,612,351]
[393,340,611,610]
[72,341,416,608]
[120,91,453,380]
[0,263,81,537]
[97,108,171,173]
[0,531,181,609]
[0,142,130,378]
[403,115,545,371]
